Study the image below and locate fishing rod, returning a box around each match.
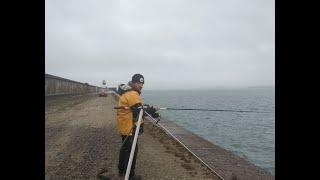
[158,107,273,113]
[114,106,273,113]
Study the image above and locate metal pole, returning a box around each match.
[124,108,144,180]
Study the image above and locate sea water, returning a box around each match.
[142,87,275,174]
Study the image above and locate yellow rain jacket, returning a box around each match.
[117,90,144,135]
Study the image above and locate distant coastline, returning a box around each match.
[247,86,274,89]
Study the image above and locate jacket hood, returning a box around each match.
[118,83,132,95]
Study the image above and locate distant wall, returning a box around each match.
[110,91,120,102]
[45,74,102,96]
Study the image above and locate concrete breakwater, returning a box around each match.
[45,93,220,180]
[44,73,274,179]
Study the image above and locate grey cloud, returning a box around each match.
[46,0,274,89]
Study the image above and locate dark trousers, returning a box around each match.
[118,135,138,177]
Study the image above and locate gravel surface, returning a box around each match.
[45,94,220,180]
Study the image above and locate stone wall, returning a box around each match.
[45,74,101,96]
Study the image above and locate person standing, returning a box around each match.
[116,73,158,180]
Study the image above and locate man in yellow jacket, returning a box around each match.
[116,74,158,180]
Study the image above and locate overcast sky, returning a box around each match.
[45,0,274,90]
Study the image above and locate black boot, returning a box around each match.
[129,174,142,180]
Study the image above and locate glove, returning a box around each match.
[145,105,160,118]
[139,124,144,134]
[133,123,144,135]
[143,104,159,111]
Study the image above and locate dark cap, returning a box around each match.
[131,74,144,84]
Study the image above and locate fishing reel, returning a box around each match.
[143,104,161,124]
